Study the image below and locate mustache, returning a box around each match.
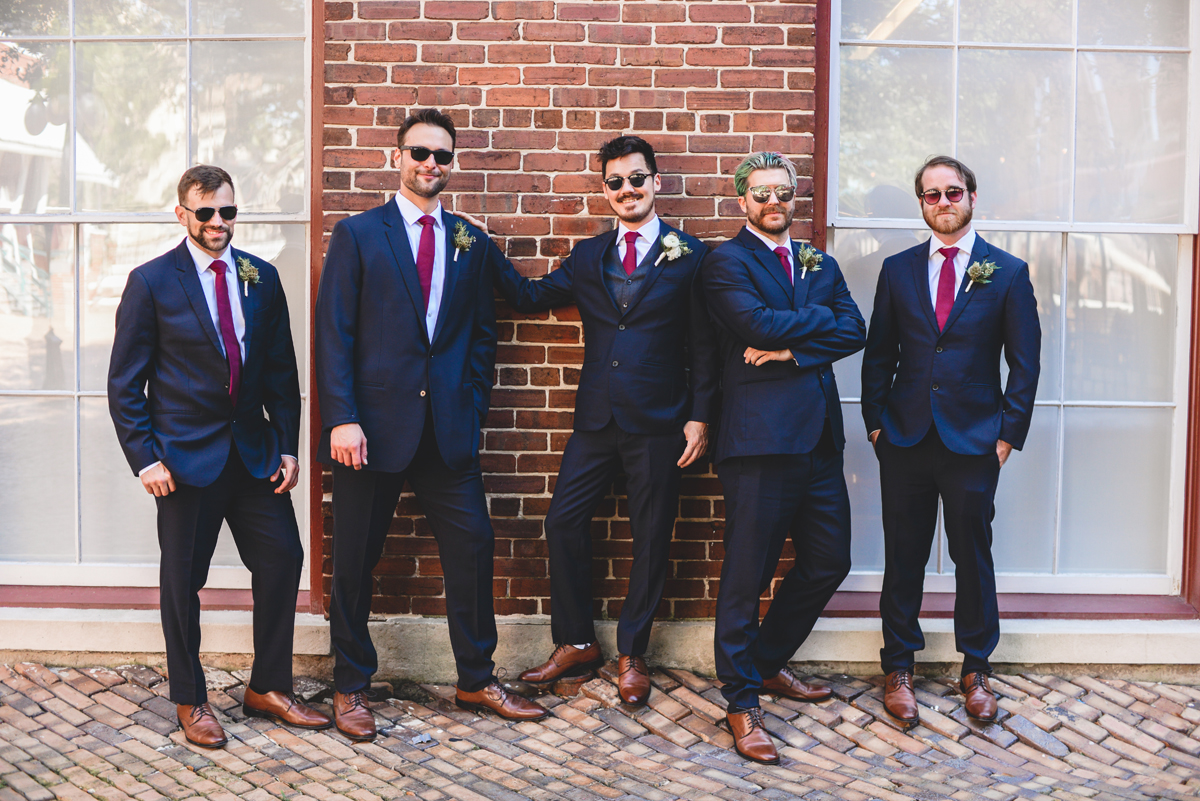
[616,193,642,203]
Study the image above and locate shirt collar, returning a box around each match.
[395,192,443,228]
[929,227,976,261]
[746,225,791,255]
[616,214,660,247]
[185,236,232,275]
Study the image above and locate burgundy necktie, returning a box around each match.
[208,261,241,406]
[773,246,793,285]
[622,230,639,276]
[935,246,959,331]
[417,215,436,309]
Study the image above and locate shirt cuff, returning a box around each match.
[138,461,161,477]
[282,455,296,460]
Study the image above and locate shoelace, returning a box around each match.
[965,673,991,692]
[889,671,914,690]
[745,706,767,731]
[189,703,218,723]
[341,691,369,711]
[621,656,647,676]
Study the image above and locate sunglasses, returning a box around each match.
[920,187,966,205]
[747,185,796,203]
[181,205,237,222]
[399,145,455,165]
[603,173,653,192]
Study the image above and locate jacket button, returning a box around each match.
[612,360,619,367]
[618,324,625,330]
[932,383,939,391]
[936,346,943,353]
[420,390,427,397]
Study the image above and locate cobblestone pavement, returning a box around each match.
[3,661,1200,801]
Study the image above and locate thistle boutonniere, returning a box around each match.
[452,221,476,262]
[654,231,693,266]
[795,242,823,279]
[965,259,999,292]
[236,256,259,297]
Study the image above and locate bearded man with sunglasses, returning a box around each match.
[109,165,326,748]
[701,151,865,765]
[862,156,1040,724]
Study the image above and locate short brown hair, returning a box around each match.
[178,165,234,205]
[914,155,976,197]
[397,108,457,149]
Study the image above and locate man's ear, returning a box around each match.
[737,196,747,214]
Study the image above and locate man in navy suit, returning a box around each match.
[702,152,865,764]
[109,165,329,748]
[315,109,547,739]
[861,156,1040,723]
[489,136,718,706]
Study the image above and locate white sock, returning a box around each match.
[571,643,591,649]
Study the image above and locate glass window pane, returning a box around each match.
[1078,0,1188,47]
[0,397,75,561]
[237,223,307,390]
[1075,53,1188,225]
[193,0,304,35]
[192,41,306,214]
[80,396,158,563]
[0,0,68,35]
[959,0,1071,44]
[990,405,1058,573]
[76,43,186,213]
[958,50,1072,223]
[838,46,952,221]
[0,223,74,390]
[74,0,185,36]
[842,402,884,571]
[1065,234,1176,402]
[0,42,70,214]
[841,0,955,42]
[1059,407,1171,574]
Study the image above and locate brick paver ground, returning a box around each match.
[2,661,1199,801]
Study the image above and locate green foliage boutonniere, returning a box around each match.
[236,256,259,297]
[795,243,823,279]
[654,231,693,266]
[966,259,1000,292]
[452,221,476,262]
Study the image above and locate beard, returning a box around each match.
[611,191,653,224]
[188,221,231,253]
[923,202,973,236]
[749,202,794,235]
[403,168,450,199]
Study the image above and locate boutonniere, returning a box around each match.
[654,231,693,266]
[965,259,999,291]
[452,221,476,262]
[795,242,823,279]
[236,256,259,297]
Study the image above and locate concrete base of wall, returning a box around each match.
[4,609,1200,683]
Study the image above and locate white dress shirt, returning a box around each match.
[615,214,660,268]
[746,227,794,283]
[395,192,446,339]
[927,228,976,308]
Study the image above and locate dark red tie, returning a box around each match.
[622,230,639,276]
[417,215,436,309]
[935,246,959,331]
[773,246,793,285]
[208,261,241,406]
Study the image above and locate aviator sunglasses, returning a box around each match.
[920,187,966,205]
[747,185,796,203]
[604,173,653,192]
[181,205,237,222]
[399,145,455,165]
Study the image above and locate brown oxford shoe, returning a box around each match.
[960,672,998,721]
[518,643,603,686]
[333,690,377,741]
[243,688,332,730]
[177,703,227,748]
[762,667,832,702]
[883,670,919,723]
[457,681,549,721]
[727,707,779,765]
[617,655,651,706]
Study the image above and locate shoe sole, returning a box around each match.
[965,710,997,722]
[885,709,919,724]
[183,734,228,748]
[242,703,334,730]
[455,698,550,721]
[770,690,833,703]
[334,724,377,742]
[520,659,603,687]
[734,744,780,766]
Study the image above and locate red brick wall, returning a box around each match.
[318,0,820,618]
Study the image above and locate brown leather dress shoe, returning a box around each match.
[617,654,651,706]
[177,703,227,748]
[243,688,333,730]
[883,670,919,723]
[960,672,998,721]
[518,643,603,685]
[333,690,377,741]
[727,707,779,765]
[762,667,832,702]
[456,682,549,721]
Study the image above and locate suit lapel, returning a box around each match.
[174,240,224,356]
[737,227,792,300]
[594,229,622,312]
[382,199,430,346]
[232,248,255,361]
[941,236,989,334]
[621,226,668,317]
[431,209,463,344]
[790,241,809,310]
[910,239,939,334]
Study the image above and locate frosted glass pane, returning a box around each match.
[1059,407,1171,574]
[0,1,67,35]
[80,224,184,391]
[991,405,1058,573]
[0,224,75,391]
[1078,0,1188,47]
[193,0,304,35]
[958,49,1072,223]
[0,42,70,214]
[842,402,884,572]
[959,0,1071,44]
[74,0,185,35]
[838,46,952,220]
[1075,53,1187,225]
[0,397,75,561]
[1065,234,1176,402]
[192,41,306,213]
[841,0,954,42]
[76,43,186,213]
[237,223,307,388]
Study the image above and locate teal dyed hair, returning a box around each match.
[733,152,798,197]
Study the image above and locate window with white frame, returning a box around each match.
[0,0,309,588]
[828,0,1194,593]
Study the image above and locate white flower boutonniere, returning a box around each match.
[236,256,259,297]
[452,221,476,262]
[654,231,693,266]
[795,242,823,280]
[965,259,1000,292]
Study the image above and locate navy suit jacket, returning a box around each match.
[861,235,1041,454]
[315,201,497,473]
[492,224,719,434]
[108,239,300,487]
[702,227,866,463]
